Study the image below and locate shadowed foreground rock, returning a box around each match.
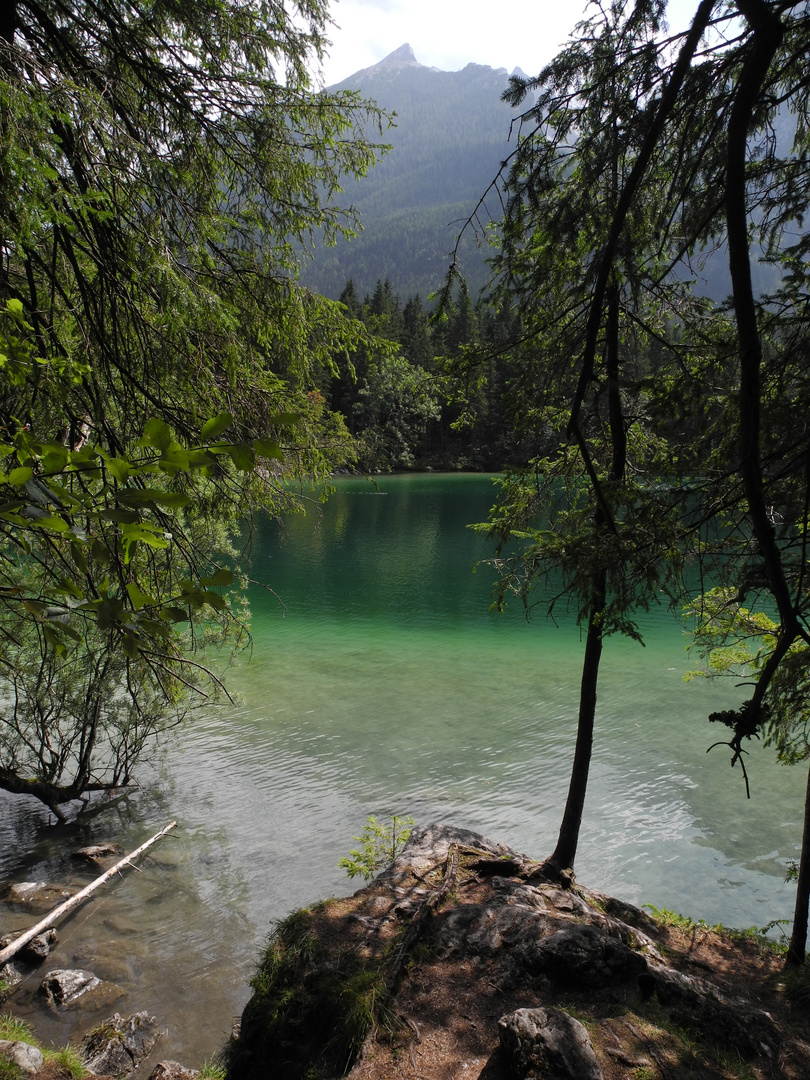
[498,1007,603,1080]
[226,824,810,1080]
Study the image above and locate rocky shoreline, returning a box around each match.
[229,824,810,1080]
[4,824,810,1079]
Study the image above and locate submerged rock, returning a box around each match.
[73,844,122,865]
[4,881,75,914]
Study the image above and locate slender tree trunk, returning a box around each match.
[549,284,620,874]
[787,761,810,966]
[726,2,801,711]
[547,581,605,871]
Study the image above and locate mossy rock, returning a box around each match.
[226,906,396,1080]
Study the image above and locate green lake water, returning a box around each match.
[1,473,806,1061]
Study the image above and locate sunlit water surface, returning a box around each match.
[1,474,805,1062]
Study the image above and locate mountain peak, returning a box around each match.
[379,43,418,66]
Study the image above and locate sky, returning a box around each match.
[315,0,705,87]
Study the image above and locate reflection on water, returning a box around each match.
[1,473,805,1061]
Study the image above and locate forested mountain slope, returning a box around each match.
[302,44,519,300]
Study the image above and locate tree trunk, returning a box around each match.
[786,761,810,966]
[547,581,605,872]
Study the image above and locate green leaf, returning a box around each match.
[122,632,140,659]
[91,540,111,564]
[106,458,131,481]
[138,418,174,453]
[71,541,89,575]
[102,508,142,524]
[159,445,191,473]
[41,447,69,474]
[162,606,189,623]
[200,568,234,587]
[29,514,70,532]
[187,449,217,469]
[201,412,234,441]
[9,466,33,486]
[253,438,283,460]
[269,412,301,428]
[225,442,255,471]
[120,523,170,549]
[127,583,158,609]
[202,591,228,611]
[55,577,83,599]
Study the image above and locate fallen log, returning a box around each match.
[0,820,177,967]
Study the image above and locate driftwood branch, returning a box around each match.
[0,820,177,966]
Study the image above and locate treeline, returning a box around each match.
[321,277,527,472]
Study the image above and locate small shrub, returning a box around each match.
[338,815,414,880]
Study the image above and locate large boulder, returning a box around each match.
[644,964,780,1058]
[499,1007,604,1080]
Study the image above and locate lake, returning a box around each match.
[0,473,805,1062]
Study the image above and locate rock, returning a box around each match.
[72,939,143,984]
[81,1011,162,1077]
[530,923,649,988]
[0,963,24,998]
[0,1038,44,1075]
[73,844,122,865]
[499,1007,604,1080]
[40,968,100,1006]
[39,968,125,1011]
[147,1061,199,1080]
[4,881,76,914]
[18,929,59,964]
[645,965,780,1057]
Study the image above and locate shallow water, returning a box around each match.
[1,473,804,1062]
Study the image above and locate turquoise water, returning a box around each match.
[1,473,805,1061]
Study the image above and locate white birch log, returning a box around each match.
[0,820,177,966]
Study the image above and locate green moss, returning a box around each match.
[225,908,399,1080]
